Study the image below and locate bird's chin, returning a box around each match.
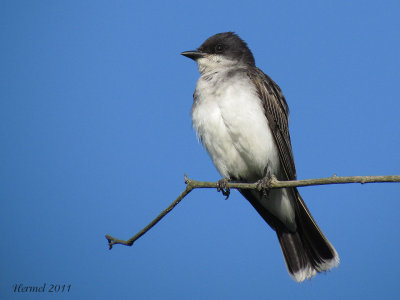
[197,56,240,75]
[197,57,216,75]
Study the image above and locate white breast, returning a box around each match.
[191,69,280,182]
[191,68,296,229]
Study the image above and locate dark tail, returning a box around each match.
[241,188,339,282]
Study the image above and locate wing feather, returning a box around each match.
[247,68,297,180]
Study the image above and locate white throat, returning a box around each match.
[196,54,241,75]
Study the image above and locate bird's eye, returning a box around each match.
[215,44,224,53]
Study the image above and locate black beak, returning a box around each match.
[181,50,205,61]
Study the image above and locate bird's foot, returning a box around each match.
[217,178,231,200]
[256,172,277,197]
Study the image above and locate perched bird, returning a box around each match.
[181,32,339,282]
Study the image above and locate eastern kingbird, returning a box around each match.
[182,32,339,282]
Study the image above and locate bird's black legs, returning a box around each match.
[256,170,277,197]
[217,177,231,199]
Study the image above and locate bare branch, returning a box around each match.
[105,174,400,249]
[106,176,194,249]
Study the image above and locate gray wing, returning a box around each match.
[247,67,297,180]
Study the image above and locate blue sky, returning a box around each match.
[1,1,399,299]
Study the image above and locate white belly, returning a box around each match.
[191,70,296,230]
[191,71,280,182]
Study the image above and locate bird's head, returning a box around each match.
[181,32,255,74]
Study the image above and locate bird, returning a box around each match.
[181,32,339,282]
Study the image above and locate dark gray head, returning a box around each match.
[181,32,255,74]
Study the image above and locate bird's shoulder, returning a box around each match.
[246,67,289,121]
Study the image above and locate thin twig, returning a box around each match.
[105,175,194,249]
[105,174,400,249]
